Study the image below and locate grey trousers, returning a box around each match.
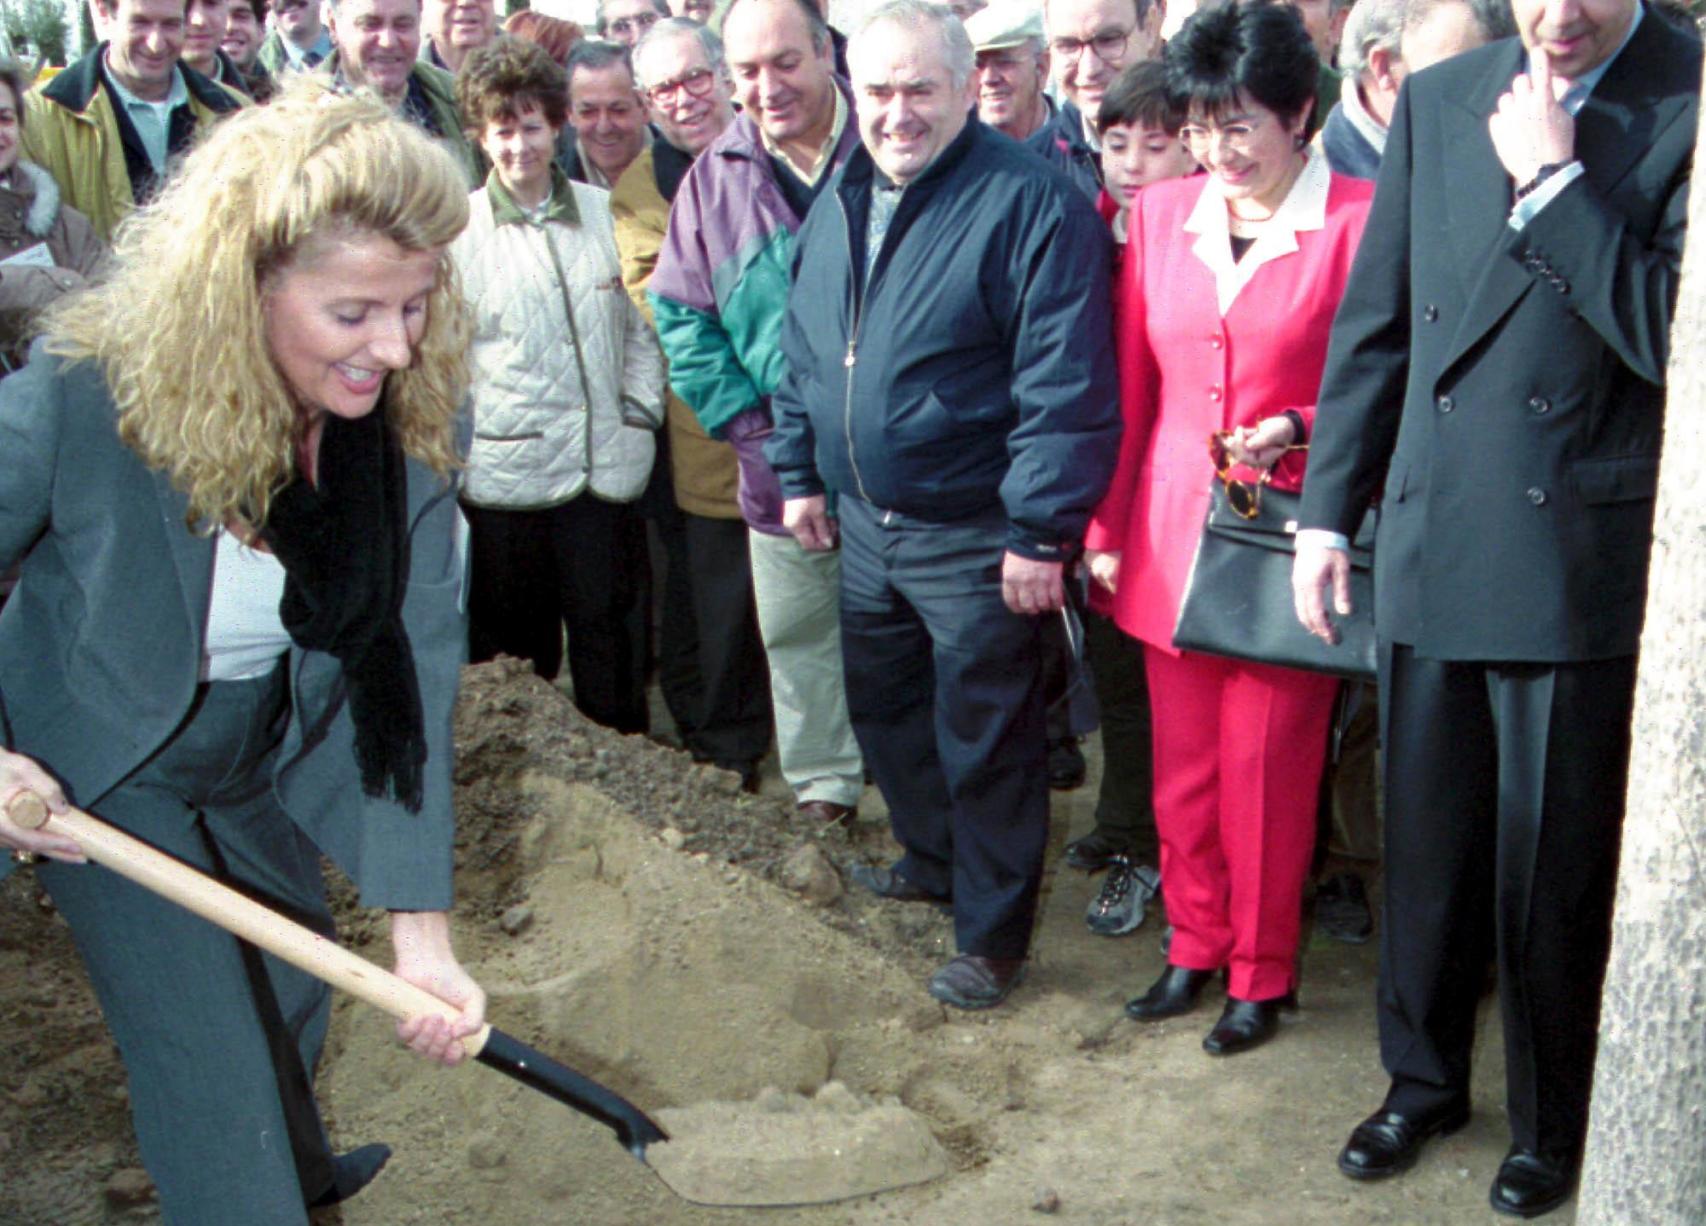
[36,665,337,1225]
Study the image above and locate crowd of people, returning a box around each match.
[0,0,1692,1217]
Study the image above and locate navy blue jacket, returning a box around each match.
[1023,98,1101,203]
[767,118,1120,562]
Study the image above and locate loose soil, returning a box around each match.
[0,659,1551,1224]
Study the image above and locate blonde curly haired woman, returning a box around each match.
[0,81,485,1222]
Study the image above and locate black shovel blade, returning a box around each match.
[474,1027,669,1161]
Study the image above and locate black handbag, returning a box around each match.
[1172,479,1377,680]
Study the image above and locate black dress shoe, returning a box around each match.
[1125,964,1215,1021]
[927,954,1025,1009]
[1064,830,1128,871]
[1337,1100,1470,1180]
[1047,738,1087,790]
[848,861,950,905]
[308,1143,393,1208]
[1489,1147,1578,1218]
[1201,993,1295,1055]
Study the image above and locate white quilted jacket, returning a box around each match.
[452,177,665,508]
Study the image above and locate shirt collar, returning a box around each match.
[1184,149,1330,315]
[1529,1,1642,114]
[1340,79,1388,155]
[1079,103,1101,153]
[102,51,188,112]
[487,164,581,227]
[762,86,847,186]
[282,29,333,66]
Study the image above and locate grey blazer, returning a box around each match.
[0,345,469,910]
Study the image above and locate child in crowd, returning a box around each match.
[1096,60,1199,242]
[1072,60,1199,939]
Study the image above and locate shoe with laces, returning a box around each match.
[1085,857,1161,937]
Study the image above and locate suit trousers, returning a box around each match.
[1377,642,1633,1154]
[1145,646,1337,1001]
[36,665,338,1225]
[675,512,773,768]
[748,526,864,806]
[838,497,1049,959]
[637,493,772,770]
[463,495,649,734]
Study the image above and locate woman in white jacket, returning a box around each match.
[452,37,665,732]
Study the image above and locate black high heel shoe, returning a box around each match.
[1125,964,1216,1021]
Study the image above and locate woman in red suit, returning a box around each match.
[1084,0,1373,1055]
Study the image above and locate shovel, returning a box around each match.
[3,791,953,1209]
[2,790,667,1159]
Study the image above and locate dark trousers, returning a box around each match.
[838,497,1048,959]
[1085,609,1158,863]
[677,512,773,766]
[37,667,337,1225]
[1377,641,1634,1154]
[464,496,649,734]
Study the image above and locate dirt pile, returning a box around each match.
[1,659,1526,1225]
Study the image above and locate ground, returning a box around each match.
[0,660,1553,1224]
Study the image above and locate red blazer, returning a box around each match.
[1085,156,1373,652]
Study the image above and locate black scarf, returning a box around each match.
[262,412,426,813]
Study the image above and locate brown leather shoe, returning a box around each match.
[927,955,1025,1010]
[796,799,856,825]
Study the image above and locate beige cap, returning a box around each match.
[963,0,1045,52]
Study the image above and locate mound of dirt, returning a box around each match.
[1,658,1523,1225]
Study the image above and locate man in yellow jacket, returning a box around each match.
[24,0,246,243]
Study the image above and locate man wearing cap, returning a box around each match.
[966,1,1052,143]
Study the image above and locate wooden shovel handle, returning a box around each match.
[4,789,492,1056]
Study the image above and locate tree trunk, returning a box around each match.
[1576,76,1706,1226]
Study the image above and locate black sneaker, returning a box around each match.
[1047,738,1087,790]
[1085,857,1161,937]
[1315,872,1375,944]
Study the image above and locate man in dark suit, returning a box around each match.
[1292,0,1699,1217]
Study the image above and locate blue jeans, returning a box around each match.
[838,497,1048,959]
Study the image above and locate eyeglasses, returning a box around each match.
[1179,116,1266,156]
[606,10,660,38]
[645,66,716,106]
[1208,430,1306,520]
[1047,27,1132,65]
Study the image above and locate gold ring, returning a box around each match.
[11,849,38,865]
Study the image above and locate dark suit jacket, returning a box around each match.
[0,346,469,909]
[1301,11,1700,662]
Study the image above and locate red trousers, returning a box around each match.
[1144,646,1338,1001]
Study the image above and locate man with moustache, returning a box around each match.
[612,17,775,791]
[561,40,650,187]
[420,0,496,72]
[257,0,333,71]
[1034,0,1162,199]
[323,0,480,183]
[965,0,1052,143]
[23,0,245,243]
[769,0,1117,1008]
[651,0,866,823]
[1293,0,1699,1213]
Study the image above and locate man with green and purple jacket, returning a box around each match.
[649,0,864,823]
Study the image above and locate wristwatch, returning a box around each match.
[1515,161,1571,202]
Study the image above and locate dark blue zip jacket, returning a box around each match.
[1024,98,1102,204]
[766,117,1120,563]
